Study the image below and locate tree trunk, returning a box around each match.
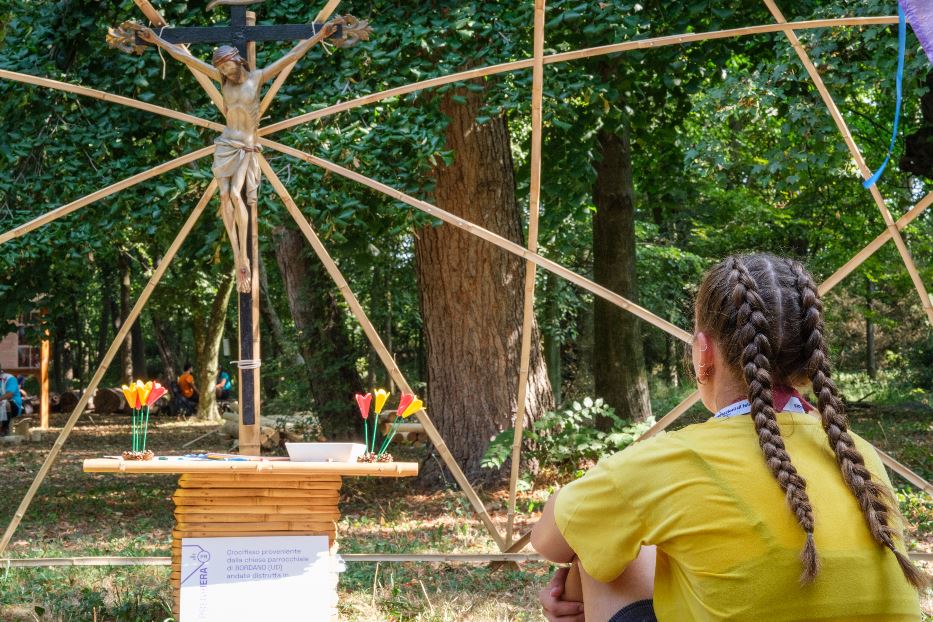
[131,318,146,379]
[273,226,363,438]
[258,254,303,367]
[118,251,133,383]
[666,335,680,388]
[415,84,554,483]
[151,315,179,382]
[95,290,111,368]
[592,128,652,424]
[193,271,235,422]
[900,69,933,179]
[52,322,64,392]
[543,271,562,406]
[73,298,88,381]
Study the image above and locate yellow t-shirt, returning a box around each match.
[554,412,921,621]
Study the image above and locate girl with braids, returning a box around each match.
[532,254,924,622]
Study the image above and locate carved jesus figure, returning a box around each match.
[122,18,352,292]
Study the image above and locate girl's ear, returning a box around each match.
[693,331,715,377]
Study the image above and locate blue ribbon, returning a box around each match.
[864,4,907,189]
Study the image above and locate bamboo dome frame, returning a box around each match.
[0,0,931,566]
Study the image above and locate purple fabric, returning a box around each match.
[900,0,933,64]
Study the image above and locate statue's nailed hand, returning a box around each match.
[328,15,373,49]
[105,21,153,54]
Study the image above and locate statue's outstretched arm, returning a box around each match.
[113,22,221,82]
[260,20,337,84]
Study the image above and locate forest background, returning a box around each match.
[0,0,931,619]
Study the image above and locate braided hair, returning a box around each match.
[786,259,926,589]
[695,254,924,587]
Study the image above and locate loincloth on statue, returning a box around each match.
[213,137,261,204]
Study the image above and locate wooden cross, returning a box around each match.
[107,0,370,453]
[135,1,343,59]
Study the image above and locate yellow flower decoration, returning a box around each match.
[373,388,390,414]
[135,380,152,408]
[121,384,138,409]
[400,399,423,419]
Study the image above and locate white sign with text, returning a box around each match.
[180,535,336,621]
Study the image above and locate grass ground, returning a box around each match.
[0,402,929,621]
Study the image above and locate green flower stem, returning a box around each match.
[363,419,370,453]
[142,406,150,453]
[131,409,137,452]
[371,412,381,453]
[378,417,404,455]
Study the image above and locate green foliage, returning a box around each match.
[482,397,654,477]
[836,369,931,407]
[0,0,929,416]
[897,489,933,538]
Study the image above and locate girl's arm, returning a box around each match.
[133,25,222,82]
[260,21,337,84]
[531,493,575,563]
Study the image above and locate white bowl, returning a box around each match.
[285,442,367,463]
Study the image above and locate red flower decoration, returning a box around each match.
[396,393,414,418]
[355,393,373,420]
[146,382,168,407]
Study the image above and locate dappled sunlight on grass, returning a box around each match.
[0,408,929,620]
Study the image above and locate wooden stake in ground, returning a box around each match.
[0,181,218,555]
[39,339,49,430]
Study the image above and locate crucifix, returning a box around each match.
[107,1,371,453]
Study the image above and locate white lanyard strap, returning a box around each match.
[713,396,807,419]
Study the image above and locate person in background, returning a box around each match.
[0,368,22,436]
[215,367,233,400]
[178,363,199,405]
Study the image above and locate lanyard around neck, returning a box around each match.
[712,396,808,419]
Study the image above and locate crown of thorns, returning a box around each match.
[212,45,247,68]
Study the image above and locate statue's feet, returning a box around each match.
[237,261,252,293]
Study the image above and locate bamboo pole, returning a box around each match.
[0,146,214,246]
[258,16,898,137]
[867,185,933,324]
[875,448,933,496]
[259,138,692,343]
[763,1,933,325]
[0,70,223,132]
[506,0,546,548]
[487,529,536,571]
[0,181,217,555]
[819,191,933,295]
[257,155,508,550]
[22,553,933,573]
[132,0,226,112]
[258,0,342,115]
[0,553,546,567]
[636,390,702,442]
